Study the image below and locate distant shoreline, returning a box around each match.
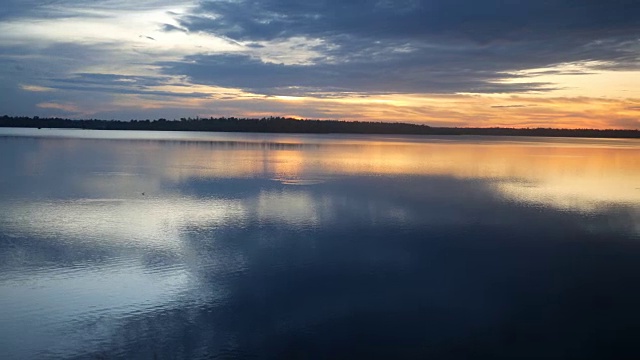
[2,115,639,139]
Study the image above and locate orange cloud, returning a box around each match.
[37,102,80,113]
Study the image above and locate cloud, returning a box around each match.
[20,84,54,92]
[161,24,188,33]
[160,53,556,96]
[607,118,640,129]
[37,102,81,113]
[490,105,529,109]
[150,0,640,96]
[54,73,169,87]
[0,0,639,127]
[180,0,640,44]
[1,0,193,22]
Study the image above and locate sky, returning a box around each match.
[1,0,639,128]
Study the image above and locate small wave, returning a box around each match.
[273,178,325,186]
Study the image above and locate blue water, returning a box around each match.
[1,128,639,359]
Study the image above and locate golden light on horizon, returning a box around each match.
[216,92,640,129]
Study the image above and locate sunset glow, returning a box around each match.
[1,1,639,128]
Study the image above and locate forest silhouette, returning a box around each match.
[1,115,638,138]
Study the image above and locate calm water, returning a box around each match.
[1,128,639,359]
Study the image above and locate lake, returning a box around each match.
[1,128,639,359]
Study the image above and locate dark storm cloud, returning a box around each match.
[159,0,640,95]
[161,53,555,95]
[181,0,640,43]
[54,73,169,88]
[46,73,211,98]
[0,0,68,20]
[51,84,211,99]
[0,43,79,115]
[0,40,213,117]
[0,42,124,83]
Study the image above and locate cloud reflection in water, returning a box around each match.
[0,130,639,359]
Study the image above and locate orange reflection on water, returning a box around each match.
[29,134,640,210]
[151,136,640,210]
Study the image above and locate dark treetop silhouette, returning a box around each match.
[1,115,639,138]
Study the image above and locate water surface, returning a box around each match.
[1,128,639,359]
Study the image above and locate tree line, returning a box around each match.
[1,115,638,138]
